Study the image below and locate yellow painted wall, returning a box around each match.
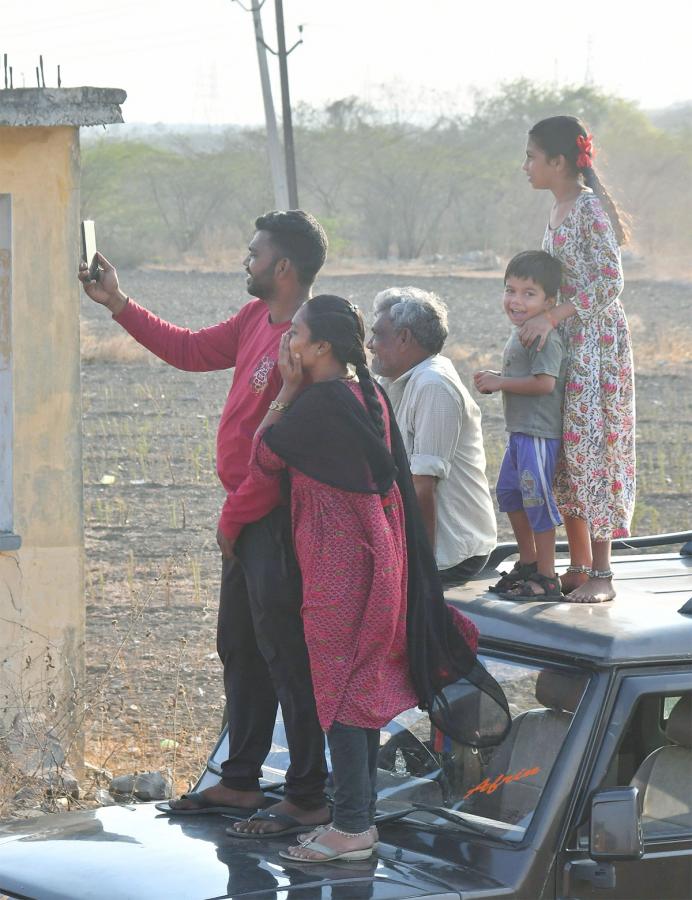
[0,127,84,753]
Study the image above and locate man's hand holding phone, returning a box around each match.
[79,220,128,315]
[78,251,128,316]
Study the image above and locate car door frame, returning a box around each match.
[557,666,692,900]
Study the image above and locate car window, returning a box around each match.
[661,695,682,729]
[603,690,692,840]
[253,655,590,844]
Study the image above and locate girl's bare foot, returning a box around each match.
[565,576,616,604]
[560,566,591,594]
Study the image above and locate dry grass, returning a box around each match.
[81,322,153,366]
[630,321,692,374]
[445,341,498,379]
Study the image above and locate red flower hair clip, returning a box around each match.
[576,133,594,169]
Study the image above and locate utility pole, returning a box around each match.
[250,1,290,208]
[232,0,301,209]
[232,0,289,209]
[274,0,299,209]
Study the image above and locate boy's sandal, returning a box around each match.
[499,572,564,602]
[279,837,375,863]
[489,561,537,594]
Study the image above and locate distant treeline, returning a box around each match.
[82,80,692,268]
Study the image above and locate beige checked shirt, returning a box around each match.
[379,355,497,570]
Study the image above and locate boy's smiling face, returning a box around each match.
[503,276,555,326]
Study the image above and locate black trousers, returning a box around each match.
[216,505,327,809]
[438,552,490,588]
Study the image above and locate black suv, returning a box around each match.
[1,533,691,900]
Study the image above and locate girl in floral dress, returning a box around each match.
[520,116,635,603]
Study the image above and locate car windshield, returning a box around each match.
[369,657,590,841]
[207,655,590,844]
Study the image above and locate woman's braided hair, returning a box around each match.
[529,115,629,245]
[302,294,386,441]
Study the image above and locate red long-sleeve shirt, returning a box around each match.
[115,297,286,539]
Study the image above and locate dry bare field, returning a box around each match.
[78,268,691,795]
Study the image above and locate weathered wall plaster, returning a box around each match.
[0,126,84,747]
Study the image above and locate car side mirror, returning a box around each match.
[590,787,644,861]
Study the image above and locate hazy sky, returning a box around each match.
[3,0,690,125]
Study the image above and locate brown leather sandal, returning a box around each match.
[499,572,564,602]
[489,561,537,594]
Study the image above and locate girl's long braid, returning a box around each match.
[581,167,629,245]
[350,348,386,442]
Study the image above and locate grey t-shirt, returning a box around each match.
[502,328,566,439]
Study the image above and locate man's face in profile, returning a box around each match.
[367,313,403,378]
[243,230,281,300]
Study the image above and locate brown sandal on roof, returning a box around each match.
[499,572,564,602]
[489,561,537,594]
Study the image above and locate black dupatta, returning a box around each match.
[264,379,510,747]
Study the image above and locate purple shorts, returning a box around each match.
[496,433,562,533]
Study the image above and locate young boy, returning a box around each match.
[474,250,566,600]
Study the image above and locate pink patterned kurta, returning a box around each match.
[249,381,418,732]
[543,191,635,540]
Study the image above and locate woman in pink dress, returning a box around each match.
[520,116,635,603]
[231,295,508,862]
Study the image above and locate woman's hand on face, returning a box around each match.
[277,331,304,398]
[519,312,553,351]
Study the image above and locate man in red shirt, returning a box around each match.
[79,211,330,834]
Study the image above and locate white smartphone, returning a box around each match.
[81,219,100,282]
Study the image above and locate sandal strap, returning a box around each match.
[492,560,537,591]
[248,809,301,828]
[298,838,340,858]
[527,572,559,586]
[525,572,562,595]
[513,561,538,576]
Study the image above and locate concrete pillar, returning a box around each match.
[0,88,125,768]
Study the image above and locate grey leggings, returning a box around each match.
[327,721,380,833]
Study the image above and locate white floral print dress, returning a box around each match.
[543,191,635,540]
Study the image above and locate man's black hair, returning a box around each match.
[504,250,562,299]
[254,210,328,286]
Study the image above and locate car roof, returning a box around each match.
[446,550,692,666]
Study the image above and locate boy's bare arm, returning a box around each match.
[474,371,556,396]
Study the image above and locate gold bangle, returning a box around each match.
[268,399,291,412]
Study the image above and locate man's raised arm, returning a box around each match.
[79,252,239,372]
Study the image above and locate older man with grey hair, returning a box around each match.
[368,286,496,585]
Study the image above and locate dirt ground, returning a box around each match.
[77,268,691,796]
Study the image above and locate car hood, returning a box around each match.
[0,804,510,899]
